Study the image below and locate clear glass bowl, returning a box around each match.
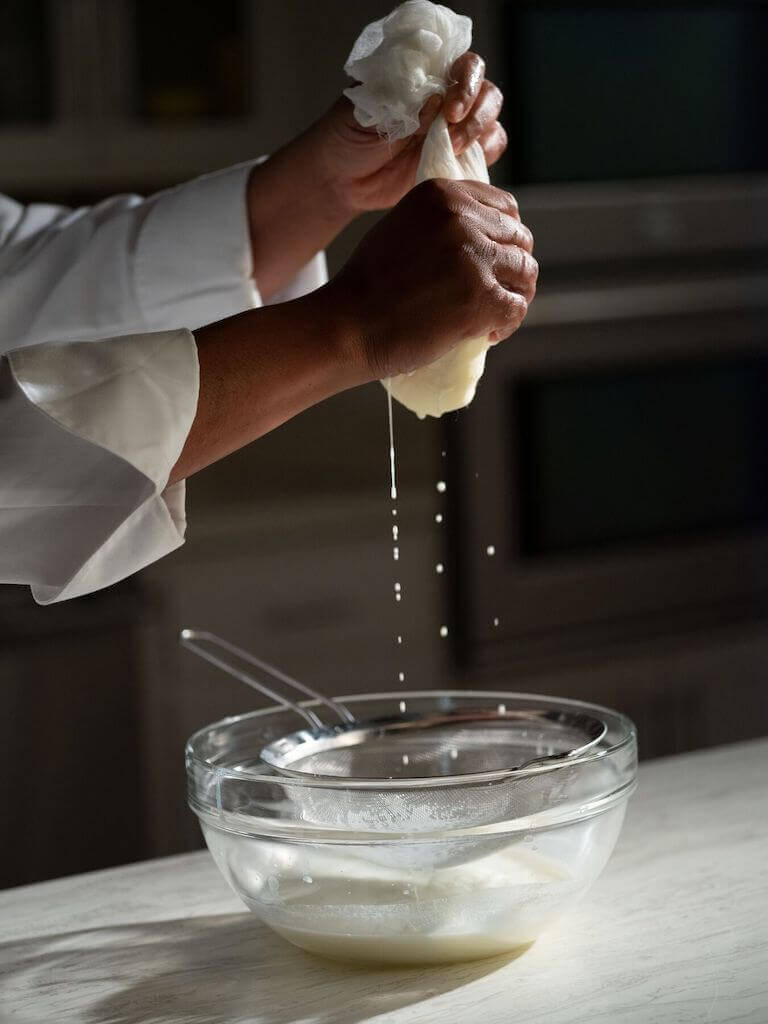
[186,691,637,966]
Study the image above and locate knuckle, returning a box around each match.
[525,253,540,282]
[509,247,527,277]
[487,81,503,110]
[506,290,529,324]
[520,222,534,252]
[497,189,519,218]
[466,109,483,134]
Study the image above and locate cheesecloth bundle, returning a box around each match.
[344,0,492,419]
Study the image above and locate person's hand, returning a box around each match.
[318,178,537,383]
[175,181,534,483]
[309,52,507,215]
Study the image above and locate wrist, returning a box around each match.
[302,282,373,390]
[290,119,361,223]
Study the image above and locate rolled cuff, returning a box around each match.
[135,161,260,331]
[2,329,198,604]
[134,159,329,329]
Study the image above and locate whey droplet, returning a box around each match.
[302,874,313,884]
[439,625,448,637]
[395,593,402,602]
[387,387,397,501]
[394,582,401,592]
[398,671,405,683]
[402,754,410,766]
[435,513,443,524]
[497,703,507,715]
[486,544,496,556]
[392,508,397,517]
[393,546,399,561]
[441,450,446,457]
[396,635,403,645]
[436,480,446,493]
[493,617,500,627]
[435,563,444,574]
[392,525,399,541]
[399,699,407,712]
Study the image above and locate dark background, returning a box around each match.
[1,0,766,889]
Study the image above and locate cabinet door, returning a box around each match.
[0,583,151,887]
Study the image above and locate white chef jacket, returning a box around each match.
[0,161,327,604]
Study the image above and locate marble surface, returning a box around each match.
[0,739,766,1024]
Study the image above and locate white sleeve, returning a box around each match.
[0,165,329,605]
[0,329,198,604]
[0,162,259,350]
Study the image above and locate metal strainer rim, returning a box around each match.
[258,706,608,780]
[186,690,636,790]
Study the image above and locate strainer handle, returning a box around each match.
[179,629,355,728]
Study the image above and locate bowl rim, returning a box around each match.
[186,689,637,791]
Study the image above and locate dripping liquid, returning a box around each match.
[387,383,397,502]
[386,383,405,681]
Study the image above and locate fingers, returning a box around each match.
[479,121,507,167]
[493,245,538,302]
[490,214,534,255]
[451,79,504,154]
[417,93,443,137]
[445,52,486,122]
[487,286,530,344]
[452,179,520,220]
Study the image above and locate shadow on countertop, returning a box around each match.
[0,912,525,1024]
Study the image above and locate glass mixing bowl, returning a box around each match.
[186,691,637,966]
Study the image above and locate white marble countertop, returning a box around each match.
[1,739,766,1024]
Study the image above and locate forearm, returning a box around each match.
[247,130,353,302]
[169,289,365,484]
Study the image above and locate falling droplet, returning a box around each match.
[396,635,403,645]
[398,671,405,683]
[402,754,410,766]
[486,545,496,556]
[450,748,458,760]
[394,582,401,592]
[435,513,443,524]
[392,508,397,517]
[392,546,399,561]
[395,593,401,602]
[435,563,444,574]
[392,525,399,541]
[302,874,313,884]
[399,699,407,712]
[493,617,500,627]
[387,387,397,501]
[436,480,446,493]
[497,703,507,715]
[439,625,448,637]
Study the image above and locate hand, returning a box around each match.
[321,178,537,382]
[309,52,507,215]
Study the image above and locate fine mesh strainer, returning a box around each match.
[180,630,606,783]
[181,630,608,870]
